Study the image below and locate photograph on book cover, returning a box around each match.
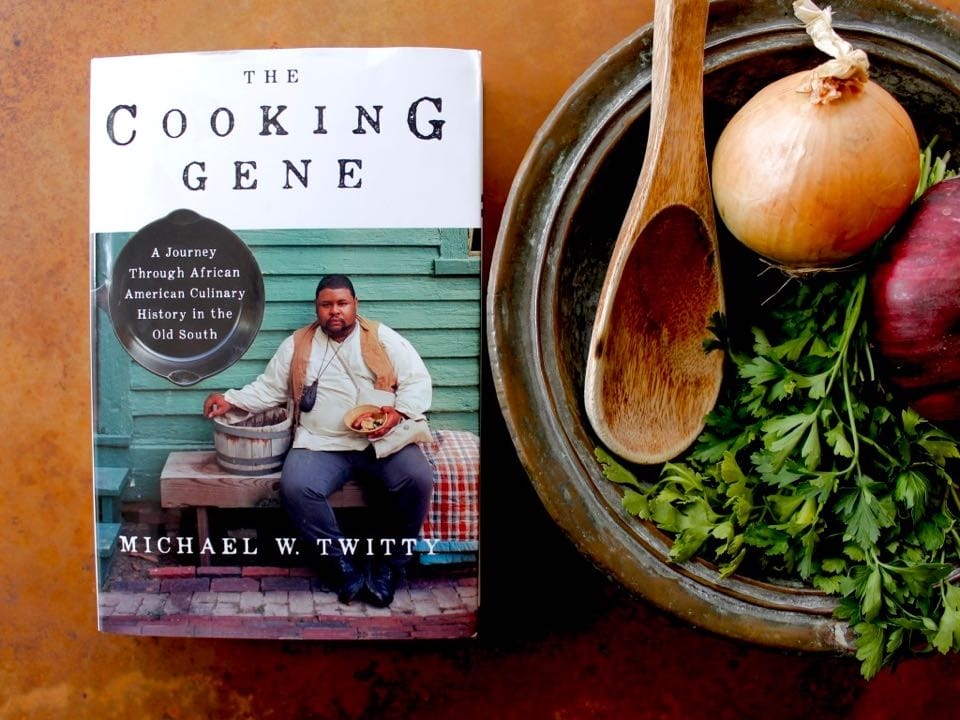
[90,48,481,640]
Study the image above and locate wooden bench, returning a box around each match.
[159,430,480,566]
[160,449,365,565]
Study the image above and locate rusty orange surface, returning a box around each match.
[2,1,960,718]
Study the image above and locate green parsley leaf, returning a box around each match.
[933,584,960,654]
[861,566,883,621]
[918,433,960,465]
[595,447,643,491]
[621,488,649,518]
[854,622,886,679]
[670,527,710,563]
[887,562,953,597]
[825,422,854,459]
[894,469,929,520]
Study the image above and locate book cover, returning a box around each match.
[90,47,481,639]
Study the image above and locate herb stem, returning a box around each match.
[855,432,900,466]
[950,527,960,550]
[949,484,960,514]
[831,274,869,485]
[815,274,866,403]
[841,353,861,478]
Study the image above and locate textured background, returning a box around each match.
[2,1,960,718]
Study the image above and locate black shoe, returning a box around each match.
[364,561,404,608]
[332,555,365,604]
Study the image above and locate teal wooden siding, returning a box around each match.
[94,227,480,501]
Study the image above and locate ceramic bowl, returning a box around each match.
[487,0,960,651]
[343,404,388,434]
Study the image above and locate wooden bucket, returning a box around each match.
[213,406,292,475]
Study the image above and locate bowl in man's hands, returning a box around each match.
[343,405,388,434]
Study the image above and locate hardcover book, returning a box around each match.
[90,47,481,639]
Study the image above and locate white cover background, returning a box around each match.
[90,48,482,232]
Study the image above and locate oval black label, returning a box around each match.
[107,209,265,386]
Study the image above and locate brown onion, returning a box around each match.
[870,176,960,423]
[711,0,920,269]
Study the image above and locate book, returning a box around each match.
[90,47,481,639]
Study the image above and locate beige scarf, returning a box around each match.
[289,315,397,423]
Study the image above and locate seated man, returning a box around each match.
[203,274,434,607]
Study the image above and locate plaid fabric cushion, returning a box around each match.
[419,430,479,543]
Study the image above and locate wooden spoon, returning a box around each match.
[584,0,724,464]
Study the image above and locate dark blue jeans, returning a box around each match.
[279,444,433,567]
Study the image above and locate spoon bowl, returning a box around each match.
[584,0,724,464]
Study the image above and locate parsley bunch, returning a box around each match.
[598,150,960,678]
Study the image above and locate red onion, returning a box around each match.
[870,177,960,423]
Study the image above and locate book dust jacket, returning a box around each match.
[90,48,481,639]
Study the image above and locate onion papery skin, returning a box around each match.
[711,71,920,269]
[870,177,960,423]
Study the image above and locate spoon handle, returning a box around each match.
[634,0,712,215]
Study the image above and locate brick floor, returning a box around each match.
[99,564,478,640]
